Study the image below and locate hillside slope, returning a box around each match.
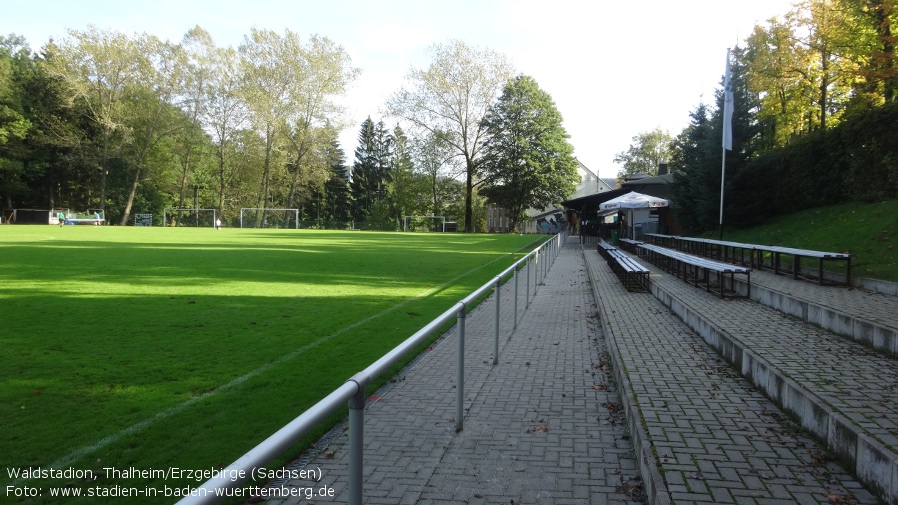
[711,199,898,283]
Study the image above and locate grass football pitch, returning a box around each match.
[1,226,546,502]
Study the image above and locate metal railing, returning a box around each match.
[177,231,567,505]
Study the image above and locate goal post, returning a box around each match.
[403,215,446,232]
[164,208,218,227]
[239,208,299,229]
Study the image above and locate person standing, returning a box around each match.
[215,218,222,230]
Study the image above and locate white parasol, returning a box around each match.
[599,191,669,210]
[599,192,668,239]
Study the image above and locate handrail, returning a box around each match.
[177,230,567,505]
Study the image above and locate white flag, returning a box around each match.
[722,49,734,151]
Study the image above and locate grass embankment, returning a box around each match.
[716,199,898,283]
[0,227,544,503]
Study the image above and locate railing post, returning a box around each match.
[513,266,519,330]
[526,256,531,308]
[493,279,500,365]
[456,303,466,432]
[348,386,366,505]
[534,250,540,296]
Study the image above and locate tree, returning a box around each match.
[669,104,715,231]
[612,128,674,181]
[118,34,188,225]
[43,26,148,213]
[786,0,855,130]
[479,75,578,232]
[0,36,31,155]
[744,19,817,147]
[669,47,759,233]
[350,117,393,221]
[322,138,351,222]
[386,39,514,232]
[202,41,246,219]
[412,130,458,217]
[238,28,293,224]
[175,27,216,223]
[0,35,35,208]
[832,0,898,106]
[281,34,359,216]
[387,125,422,221]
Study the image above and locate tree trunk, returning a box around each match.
[874,1,895,102]
[285,147,305,223]
[120,166,142,225]
[99,131,110,212]
[218,148,226,222]
[256,125,275,226]
[464,159,474,233]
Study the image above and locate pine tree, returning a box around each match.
[350,117,395,222]
[323,138,350,222]
[669,48,759,234]
[350,117,377,220]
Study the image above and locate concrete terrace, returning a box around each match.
[270,235,896,505]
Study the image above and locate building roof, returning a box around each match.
[562,173,674,212]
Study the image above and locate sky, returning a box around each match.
[3,0,795,179]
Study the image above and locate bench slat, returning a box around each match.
[604,249,649,291]
[637,243,750,299]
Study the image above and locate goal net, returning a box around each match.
[164,208,218,227]
[240,208,300,229]
[403,215,446,232]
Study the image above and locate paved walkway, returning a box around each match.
[271,237,646,504]
[271,236,895,504]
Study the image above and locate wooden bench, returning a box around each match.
[606,249,650,292]
[638,243,750,298]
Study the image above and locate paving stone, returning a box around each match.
[583,244,886,505]
[269,238,644,504]
[267,237,893,505]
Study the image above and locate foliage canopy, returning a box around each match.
[480,75,578,231]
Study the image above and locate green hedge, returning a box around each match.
[727,101,898,229]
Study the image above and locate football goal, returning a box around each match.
[403,215,447,232]
[239,208,300,229]
[164,208,218,227]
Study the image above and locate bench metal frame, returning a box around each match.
[638,243,750,299]
[618,238,644,254]
[597,241,649,292]
[644,234,851,287]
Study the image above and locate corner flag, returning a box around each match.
[722,49,734,151]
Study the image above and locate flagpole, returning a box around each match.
[719,146,726,240]
[719,48,733,241]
